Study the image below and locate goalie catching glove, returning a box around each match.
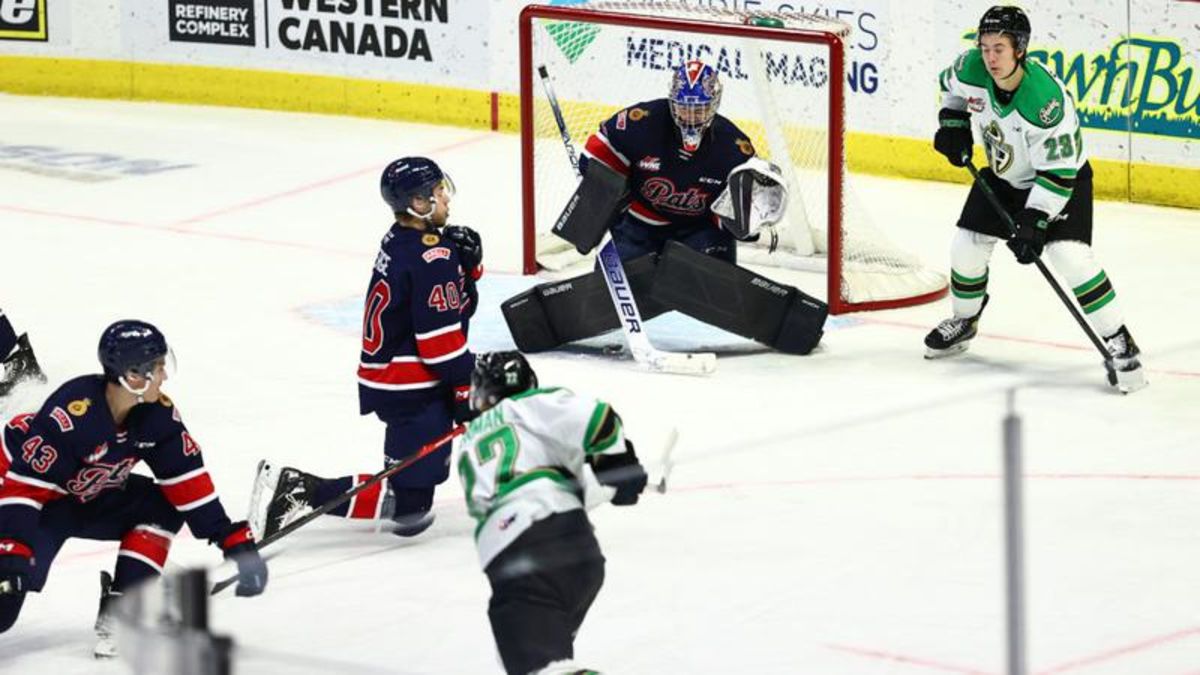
[711,157,788,251]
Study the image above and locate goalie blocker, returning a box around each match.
[503,241,826,355]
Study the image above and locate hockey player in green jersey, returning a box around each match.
[927,5,1146,392]
[457,352,647,675]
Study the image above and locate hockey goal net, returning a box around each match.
[519,2,947,314]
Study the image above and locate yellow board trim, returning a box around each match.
[1,55,1196,209]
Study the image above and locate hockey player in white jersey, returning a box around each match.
[457,351,647,675]
[927,5,1145,391]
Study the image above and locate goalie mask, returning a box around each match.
[470,351,538,412]
[668,60,722,152]
[711,157,788,247]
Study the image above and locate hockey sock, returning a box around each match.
[113,525,174,591]
[949,229,997,317]
[1045,241,1124,337]
[313,474,385,519]
[0,311,17,360]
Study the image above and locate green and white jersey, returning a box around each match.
[456,387,626,570]
[939,49,1085,218]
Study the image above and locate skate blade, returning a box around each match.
[93,640,118,659]
[246,460,279,541]
[924,341,971,360]
[1112,367,1148,394]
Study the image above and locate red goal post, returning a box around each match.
[518,2,948,314]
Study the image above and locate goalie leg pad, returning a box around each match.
[551,159,629,254]
[651,241,826,354]
[501,253,666,352]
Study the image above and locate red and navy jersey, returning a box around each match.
[0,375,236,548]
[357,224,478,415]
[582,98,756,229]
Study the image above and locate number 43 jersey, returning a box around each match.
[456,387,627,570]
[940,49,1086,218]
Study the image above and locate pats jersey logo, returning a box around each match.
[67,457,138,502]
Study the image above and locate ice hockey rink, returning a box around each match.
[0,93,1197,674]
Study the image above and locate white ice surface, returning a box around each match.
[0,94,1198,674]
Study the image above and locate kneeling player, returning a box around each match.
[0,320,267,657]
[0,308,45,397]
[459,352,647,675]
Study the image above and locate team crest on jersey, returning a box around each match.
[422,234,440,246]
[983,121,1015,175]
[638,156,661,171]
[628,107,649,122]
[968,96,985,113]
[1038,98,1063,126]
[67,457,138,502]
[67,398,91,416]
[736,139,754,156]
[422,246,452,263]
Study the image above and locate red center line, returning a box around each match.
[1035,626,1200,675]
[824,643,995,675]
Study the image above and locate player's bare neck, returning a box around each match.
[105,383,136,426]
[397,216,433,232]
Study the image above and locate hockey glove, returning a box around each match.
[589,440,648,506]
[1007,208,1049,265]
[443,226,483,280]
[0,538,33,596]
[934,108,974,167]
[450,384,477,424]
[219,522,268,597]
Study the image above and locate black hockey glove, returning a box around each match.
[934,108,974,167]
[0,538,32,597]
[450,384,477,424]
[219,522,268,597]
[443,226,483,278]
[1007,208,1049,265]
[589,440,648,506]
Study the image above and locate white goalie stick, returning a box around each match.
[536,64,716,376]
[654,427,679,494]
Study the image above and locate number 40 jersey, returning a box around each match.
[939,48,1086,219]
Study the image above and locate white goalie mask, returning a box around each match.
[711,157,788,248]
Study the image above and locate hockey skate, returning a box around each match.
[94,571,121,659]
[1104,325,1147,394]
[391,510,435,538]
[924,295,989,359]
[247,461,320,542]
[0,334,47,397]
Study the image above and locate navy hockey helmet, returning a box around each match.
[668,59,723,152]
[978,6,1032,55]
[380,156,455,219]
[98,319,170,383]
[470,351,538,412]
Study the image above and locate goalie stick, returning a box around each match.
[210,425,465,596]
[654,427,679,494]
[537,64,716,376]
[963,160,1119,389]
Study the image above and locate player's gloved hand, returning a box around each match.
[934,108,974,167]
[1007,208,1049,265]
[589,440,648,506]
[219,522,268,597]
[0,538,33,596]
[443,226,483,280]
[450,384,476,424]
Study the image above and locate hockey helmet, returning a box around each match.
[98,319,172,384]
[470,351,538,412]
[978,6,1031,55]
[668,60,723,152]
[380,156,456,219]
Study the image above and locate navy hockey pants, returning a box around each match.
[610,214,737,264]
[0,475,183,632]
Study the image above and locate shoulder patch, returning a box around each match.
[628,107,649,121]
[422,233,440,246]
[159,394,173,408]
[1038,97,1063,126]
[67,398,92,417]
[736,138,754,156]
[615,110,627,130]
[50,407,74,432]
[422,246,452,263]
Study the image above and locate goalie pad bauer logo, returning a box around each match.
[169,0,255,46]
[0,0,47,41]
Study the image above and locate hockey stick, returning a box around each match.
[537,64,716,376]
[654,427,679,494]
[210,425,465,596]
[963,160,1117,386]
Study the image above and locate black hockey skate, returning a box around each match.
[391,510,435,538]
[0,334,47,397]
[1104,325,1147,394]
[924,295,989,359]
[94,571,122,659]
[248,461,321,541]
